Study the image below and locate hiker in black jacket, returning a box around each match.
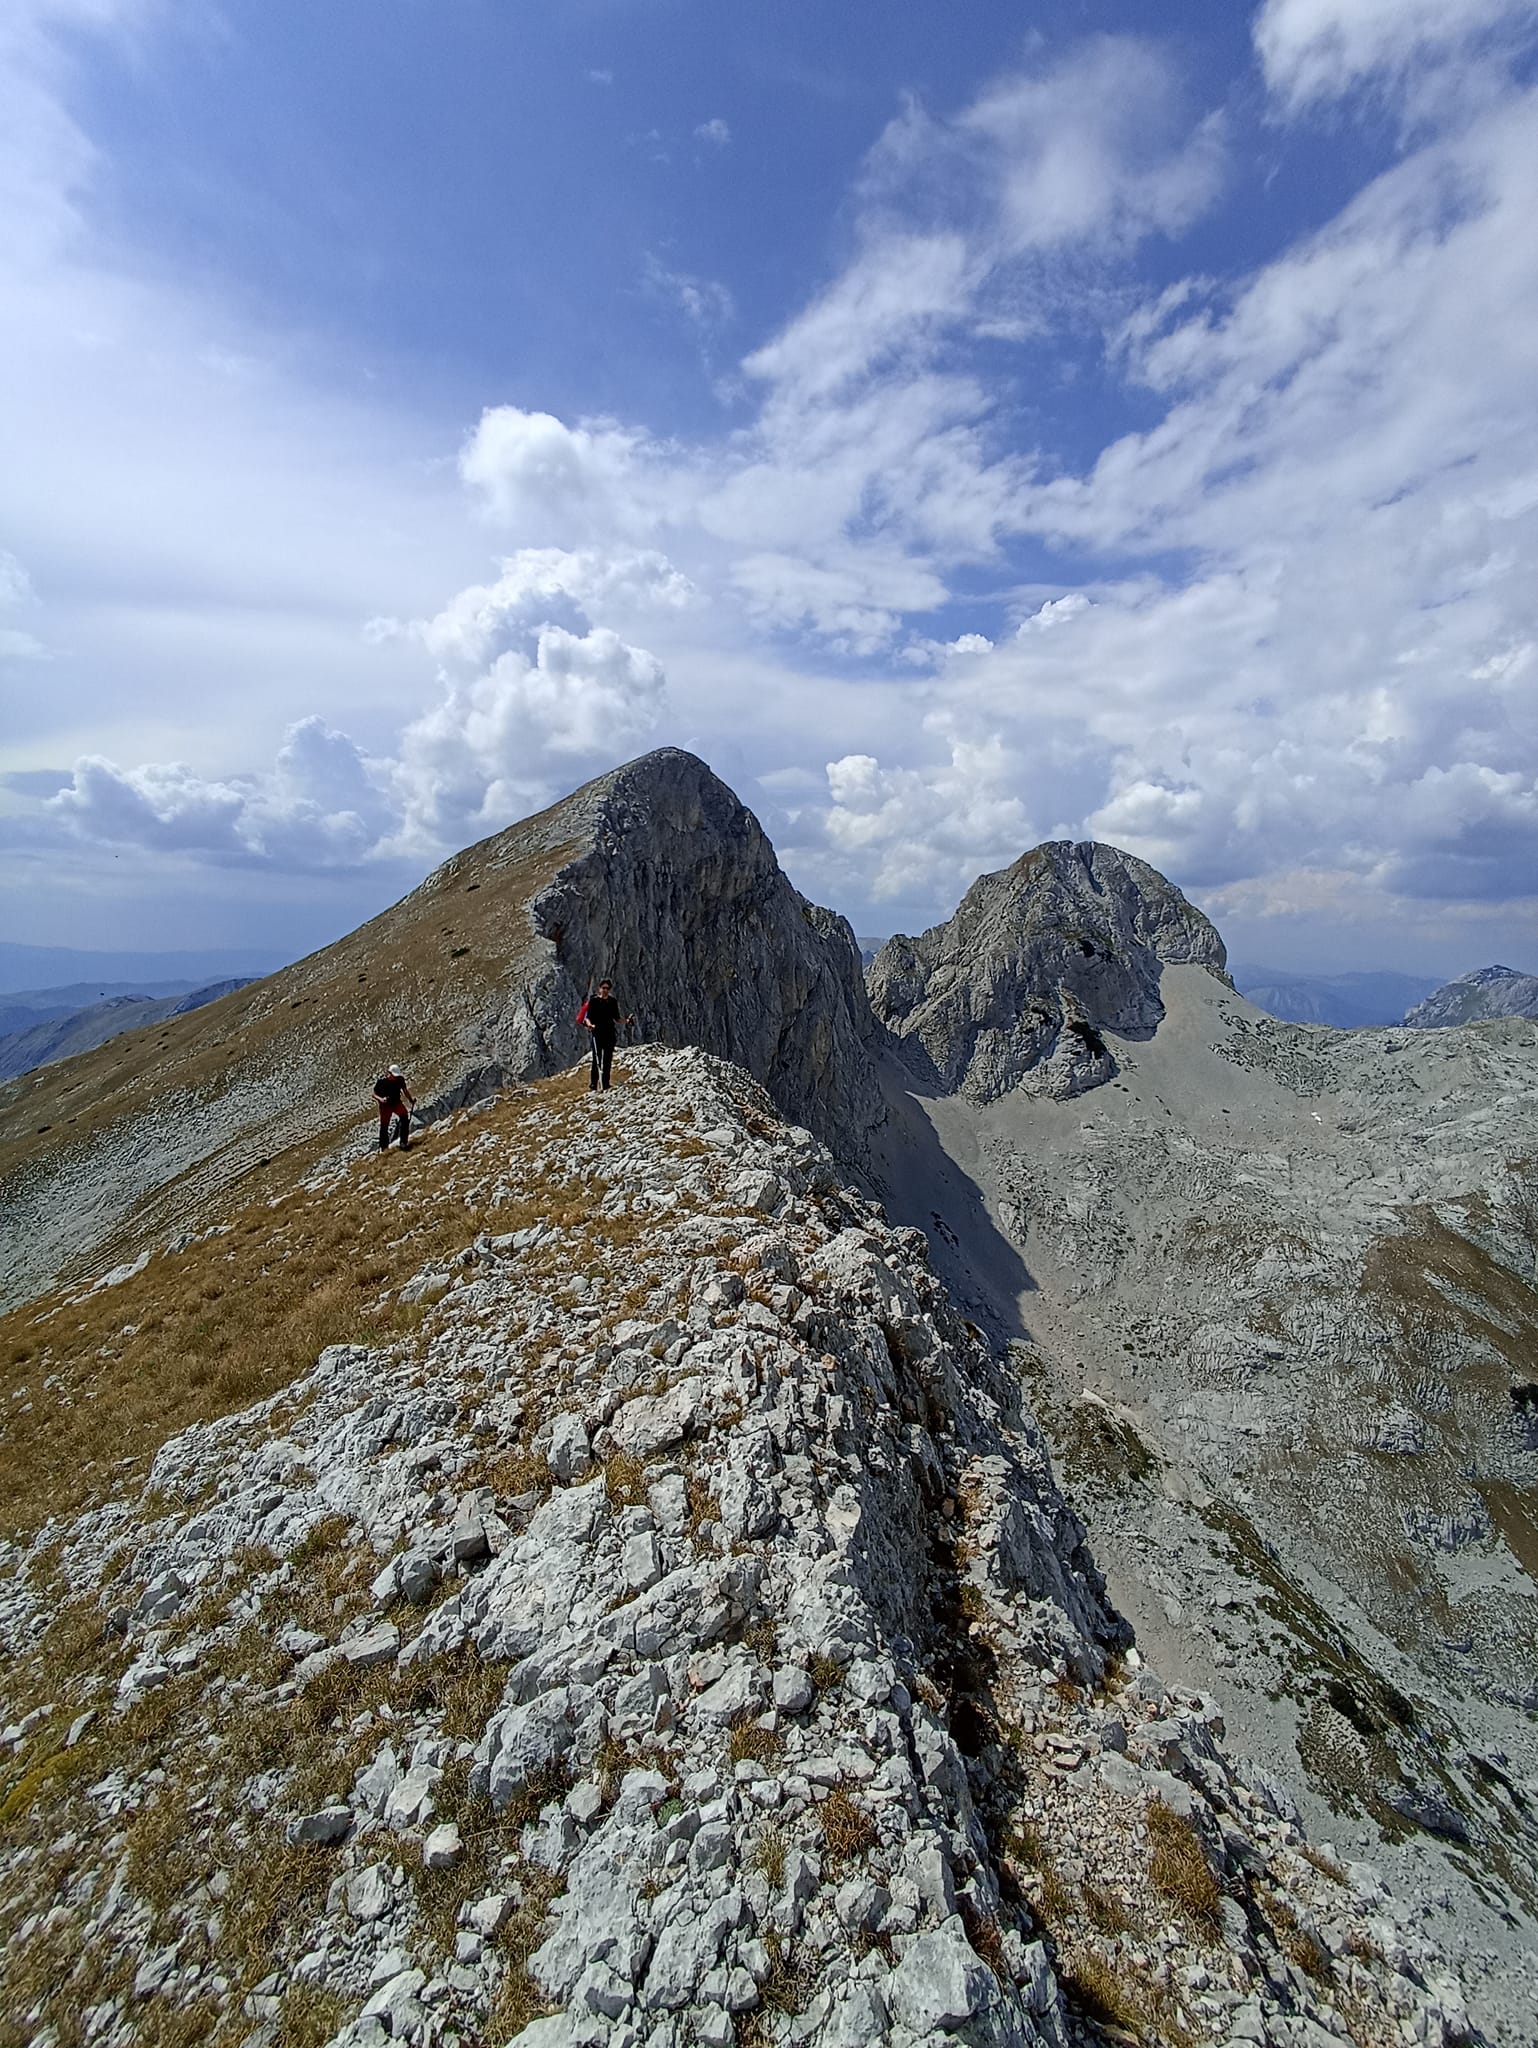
[583,980,634,1092]
[373,1065,414,1149]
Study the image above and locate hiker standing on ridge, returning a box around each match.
[583,980,633,1093]
[373,1065,414,1150]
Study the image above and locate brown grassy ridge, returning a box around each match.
[0,1064,604,1545]
[0,803,587,1307]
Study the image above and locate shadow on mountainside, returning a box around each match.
[868,1052,1038,1348]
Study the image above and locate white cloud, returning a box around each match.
[1017,593,1092,634]
[694,117,731,146]
[458,407,674,542]
[389,547,692,669]
[45,563,670,865]
[0,547,46,659]
[819,736,1038,902]
[1255,0,1537,109]
[642,256,736,339]
[957,38,1227,253]
[730,549,948,655]
[392,625,665,850]
[8,7,1538,970]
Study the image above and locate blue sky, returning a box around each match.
[3,0,1537,976]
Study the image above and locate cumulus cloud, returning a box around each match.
[46,572,670,867]
[1254,0,1537,109]
[694,117,731,146]
[784,70,1534,925]
[819,736,1040,903]
[11,7,1538,967]
[392,625,664,849]
[381,546,692,670]
[458,407,676,542]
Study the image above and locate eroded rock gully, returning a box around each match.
[0,1051,1474,2048]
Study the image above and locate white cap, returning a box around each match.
[389,1065,403,1076]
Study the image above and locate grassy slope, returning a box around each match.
[0,802,588,1311]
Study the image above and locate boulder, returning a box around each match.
[884,1915,994,2032]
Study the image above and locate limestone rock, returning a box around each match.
[868,838,1228,1101]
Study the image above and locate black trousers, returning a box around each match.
[589,1037,615,1089]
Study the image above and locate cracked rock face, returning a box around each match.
[868,840,1228,1103]
[448,748,885,1160]
[0,1048,1473,2048]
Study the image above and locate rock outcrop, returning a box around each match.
[868,842,1228,1102]
[0,1050,1473,2048]
[1404,964,1538,1028]
[447,748,884,1155]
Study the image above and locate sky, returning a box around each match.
[2,0,1537,978]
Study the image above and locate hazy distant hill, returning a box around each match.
[0,978,208,1040]
[0,978,255,1083]
[0,940,282,995]
[1405,963,1538,1028]
[1230,961,1439,1027]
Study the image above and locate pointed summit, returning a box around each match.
[868,839,1228,1101]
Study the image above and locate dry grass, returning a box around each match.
[1037,1864,1075,1927]
[817,1783,877,1865]
[752,1823,788,1889]
[743,1616,778,1665]
[727,1718,785,1768]
[1083,1879,1137,1937]
[958,1898,1008,1982]
[807,1651,844,1694]
[1062,1947,1194,2048]
[276,1984,351,2048]
[1261,1888,1334,1984]
[484,1864,564,2043]
[1300,1843,1349,1885]
[1147,1798,1222,1928]
[755,1931,817,2017]
[605,1451,649,1508]
[685,1471,722,1541]
[0,816,584,1304]
[398,1642,509,1740]
[0,1057,617,1547]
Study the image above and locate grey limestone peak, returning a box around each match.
[437,746,886,1159]
[1404,962,1538,1028]
[867,838,1229,1102]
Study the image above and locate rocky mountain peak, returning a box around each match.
[1404,962,1538,1028]
[868,838,1229,1102]
[0,749,881,1310]
[457,746,883,1155]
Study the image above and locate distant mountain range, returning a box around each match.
[1234,960,1538,1030]
[0,940,283,996]
[0,978,258,1084]
[1228,962,1440,1026]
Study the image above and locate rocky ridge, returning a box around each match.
[0,1050,1470,2048]
[1404,967,1538,1030]
[0,751,879,1313]
[869,843,1228,1103]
